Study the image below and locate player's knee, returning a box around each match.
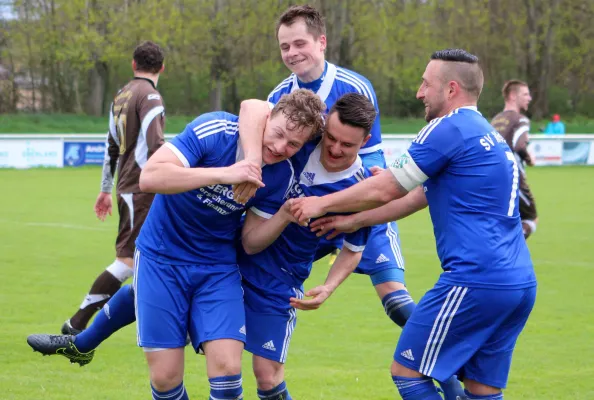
[150,367,184,392]
[391,360,422,378]
[464,378,502,397]
[253,358,284,390]
[204,340,243,376]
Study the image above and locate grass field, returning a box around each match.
[1,166,593,399]
[1,113,594,135]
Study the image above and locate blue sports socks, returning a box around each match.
[257,381,292,399]
[151,381,189,400]
[74,284,136,353]
[392,376,443,400]
[209,374,243,399]
[382,290,416,327]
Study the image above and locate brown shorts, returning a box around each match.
[518,175,537,221]
[116,192,155,258]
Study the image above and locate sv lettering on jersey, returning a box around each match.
[480,130,507,151]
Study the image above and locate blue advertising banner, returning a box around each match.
[64,142,106,167]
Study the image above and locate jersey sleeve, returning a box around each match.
[249,160,294,218]
[512,117,530,151]
[342,225,370,252]
[100,106,120,193]
[138,92,166,158]
[168,113,227,168]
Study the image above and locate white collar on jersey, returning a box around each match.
[299,142,363,187]
[457,105,482,115]
[290,62,337,103]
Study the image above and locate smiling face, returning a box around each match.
[416,60,450,122]
[261,112,313,164]
[320,112,370,172]
[277,18,326,83]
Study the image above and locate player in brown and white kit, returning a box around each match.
[62,41,166,334]
[491,80,538,239]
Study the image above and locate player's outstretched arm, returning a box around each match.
[290,169,409,225]
[310,186,428,238]
[233,99,270,204]
[289,247,362,311]
[241,201,295,255]
[140,145,263,194]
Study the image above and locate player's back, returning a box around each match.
[491,110,530,152]
[268,62,382,154]
[111,78,165,194]
[409,107,535,289]
[239,141,370,287]
[136,111,294,266]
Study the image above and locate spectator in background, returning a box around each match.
[544,114,566,134]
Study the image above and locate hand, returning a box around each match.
[94,192,113,221]
[289,285,333,310]
[232,182,259,205]
[280,198,298,223]
[369,166,384,176]
[221,160,264,187]
[309,214,360,239]
[289,196,326,226]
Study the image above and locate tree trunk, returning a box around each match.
[86,62,108,116]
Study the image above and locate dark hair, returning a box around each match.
[502,79,528,100]
[430,48,483,98]
[133,41,164,74]
[276,5,326,39]
[328,93,376,136]
[431,48,479,64]
[271,89,326,138]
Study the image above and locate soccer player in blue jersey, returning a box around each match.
[260,3,430,357]
[27,89,326,400]
[290,49,537,400]
[236,93,374,400]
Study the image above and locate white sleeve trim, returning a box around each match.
[250,207,273,219]
[512,125,529,148]
[343,240,365,252]
[388,151,429,191]
[165,142,190,168]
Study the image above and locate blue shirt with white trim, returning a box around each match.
[402,107,535,289]
[136,111,293,265]
[239,140,371,288]
[268,62,382,155]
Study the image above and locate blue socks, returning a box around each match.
[392,376,442,400]
[465,390,503,399]
[257,381,291,399]
[74,284,136,353]
[382,290,416,327]
[209,374,243,399]
[437,375,466,400]
[151,381,189,400]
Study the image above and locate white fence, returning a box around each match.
[0,133,593,168]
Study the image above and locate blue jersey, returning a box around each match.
[268,62,381,155]
[136,112,293,265]
[239,141,371,287]
[405,107,535,289]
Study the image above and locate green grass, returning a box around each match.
[1,166,594,398]
[1,113,593,134]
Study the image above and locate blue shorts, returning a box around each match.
[314,221,406,284]
[133,249,246,351]
[394,283,537,388]
[241,264,303,364]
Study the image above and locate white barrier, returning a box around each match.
[0,133,593,168]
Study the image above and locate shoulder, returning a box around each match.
[186,112,239,138]
[334,66,375,97]
[268,74,295,101]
